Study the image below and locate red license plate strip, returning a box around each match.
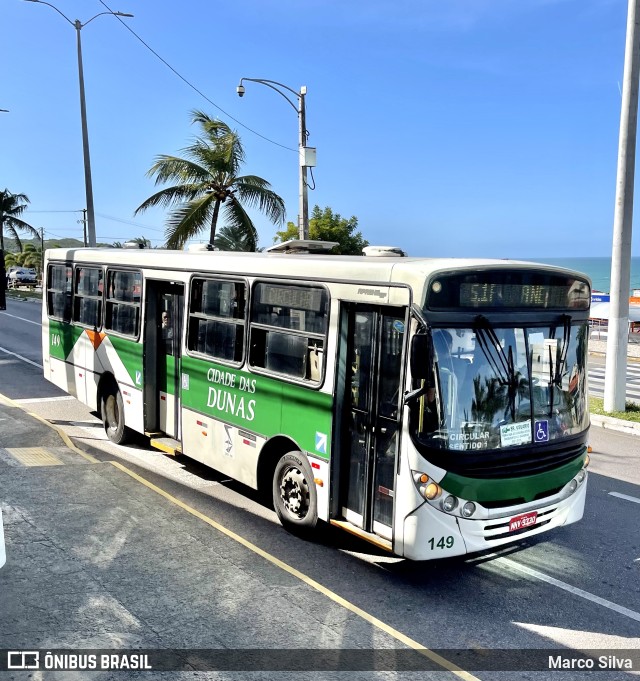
[509,511,538,532]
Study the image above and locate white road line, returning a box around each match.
[15,396,76,404]
[0,311,41,326]
[493,557,640,623]
[0,345,42,369]
[608,491,640,505]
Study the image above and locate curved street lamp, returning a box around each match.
[24,0,133,247]
[237,78,315,240]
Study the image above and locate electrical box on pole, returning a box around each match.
[300,147,317,167]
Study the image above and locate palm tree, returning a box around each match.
[0,190,40,253]
[134,110,285,249]
[213,224,257,252]
[19,243,43,277]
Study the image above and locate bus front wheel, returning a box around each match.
[101,385,131,445]
[273,451,318,532]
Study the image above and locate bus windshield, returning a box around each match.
[411,321,589,452]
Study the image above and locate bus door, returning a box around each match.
[144,282,184,439]
[340,304,406,539]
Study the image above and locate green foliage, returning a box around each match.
[135,110,285,249]
[589,396,640,422]
[4,237,89,253]
[274,205,369,255]
[0,189,39,252]
[4,242,43,275]
[214,224,257,252]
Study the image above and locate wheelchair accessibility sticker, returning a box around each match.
[535,420,549,442]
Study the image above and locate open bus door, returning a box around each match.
[144,281,184,441]
[336,304,406,541]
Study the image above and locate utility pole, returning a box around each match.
[78,209,88,246]
[604,0,640,412]
[40,227,45,286]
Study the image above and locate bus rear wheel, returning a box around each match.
[273,451,318,532]
[101,385,131,445]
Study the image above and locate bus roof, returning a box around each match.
[44,247,591,290]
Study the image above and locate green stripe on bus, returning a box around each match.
[48,320,84,361]
[108,335,144,387]
[440,451,587,503]
[181,356,333,458]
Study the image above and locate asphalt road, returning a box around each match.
[1,296,639,680]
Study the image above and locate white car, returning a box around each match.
[7,267,37,287]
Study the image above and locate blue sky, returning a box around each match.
[0,0,631,256]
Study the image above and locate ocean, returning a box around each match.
[525,257,640,295]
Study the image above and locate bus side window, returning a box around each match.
[249,282,328,384]
[266,332,307,378]
[188,278,246,364]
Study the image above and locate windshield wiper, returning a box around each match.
[474,316,514,387]
[474,316,521,420]
[554,315,571,387]
[547,315,572,416]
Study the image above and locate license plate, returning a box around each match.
[509,511,538,532]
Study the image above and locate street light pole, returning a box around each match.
[24,0,133,247]
[74,20,96,248]
[237,78,314,240]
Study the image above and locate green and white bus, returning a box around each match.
[42,243,591,560]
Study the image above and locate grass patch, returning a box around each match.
[590,396,640,422]
[5,289,42,301]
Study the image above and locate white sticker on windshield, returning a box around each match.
[500,420,532,448]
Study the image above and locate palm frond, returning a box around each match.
[5,217,40,239]
[214,224,256,252]
[134,183,204,214]
[223,199,259,246]
[146,155,211,185]
[164,194,216,249]
[233,176,286,225]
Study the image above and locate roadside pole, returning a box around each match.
[605,0,640,412]
[0,249,5,311]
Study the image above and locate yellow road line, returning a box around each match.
[109,459,481,681]
[0,392,100,464]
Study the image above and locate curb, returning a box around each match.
[590,414,640,437]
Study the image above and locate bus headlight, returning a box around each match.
[568,479,578,494]
[412,471,442,500]
[442,495,458,512]
[462,502,476,518]
[424,482,441,500]
[576,469,586,484]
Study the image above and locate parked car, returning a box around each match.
[7,267,37,287]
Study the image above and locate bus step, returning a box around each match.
[329,520,393,553]
[149,437,182,456]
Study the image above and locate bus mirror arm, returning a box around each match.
[403,384,430,406]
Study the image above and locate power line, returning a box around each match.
[98,0,297,153]
[95,212,165,232]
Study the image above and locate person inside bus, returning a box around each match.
[161,310,174,353]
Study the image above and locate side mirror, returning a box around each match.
[410,332,433,380]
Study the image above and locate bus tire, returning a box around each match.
[273,451,318,532]
[101,384,131,445]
